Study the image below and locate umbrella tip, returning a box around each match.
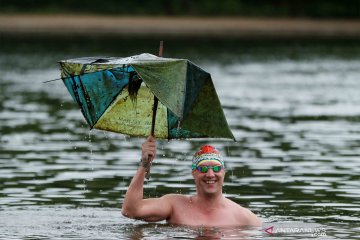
[159,41,164,57]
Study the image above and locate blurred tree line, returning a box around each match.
[0,0,359,19]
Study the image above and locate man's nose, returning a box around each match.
[206,169,215,177]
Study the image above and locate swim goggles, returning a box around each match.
[196,165,223,173]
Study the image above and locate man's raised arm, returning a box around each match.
[121,136,172,222]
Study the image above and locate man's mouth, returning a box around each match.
[205,180,216,184]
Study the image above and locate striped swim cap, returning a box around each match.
[191,145,224,170]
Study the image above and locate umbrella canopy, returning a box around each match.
[60,53,234,140]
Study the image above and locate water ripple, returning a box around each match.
[1,44,360,239]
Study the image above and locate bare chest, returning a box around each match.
[168,203,237,226]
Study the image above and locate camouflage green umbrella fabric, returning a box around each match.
[60,53,234,140]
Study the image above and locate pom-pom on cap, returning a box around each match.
[192,145,224,170]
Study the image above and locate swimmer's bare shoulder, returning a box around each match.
[226,198,262,226]
[160,194,193,222]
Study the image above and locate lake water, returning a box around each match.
[0,38,360,239]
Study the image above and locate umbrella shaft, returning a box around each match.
[150,96,158,136]
[146,40,163,180]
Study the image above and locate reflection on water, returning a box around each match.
[0,206,264,239]
[0,38,360,239]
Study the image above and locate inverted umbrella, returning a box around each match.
[59,53,235,141]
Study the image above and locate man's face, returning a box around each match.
[193,161,225,196]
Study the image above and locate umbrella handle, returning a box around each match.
[145,157,153,180]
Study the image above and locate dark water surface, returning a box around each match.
[0,38,360,239]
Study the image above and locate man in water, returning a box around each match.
[122,136,261,226]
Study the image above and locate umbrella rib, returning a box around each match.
[70,76,92,128]
[78,76,96,127]
[179,61,188,122]
[45,66,123,83]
